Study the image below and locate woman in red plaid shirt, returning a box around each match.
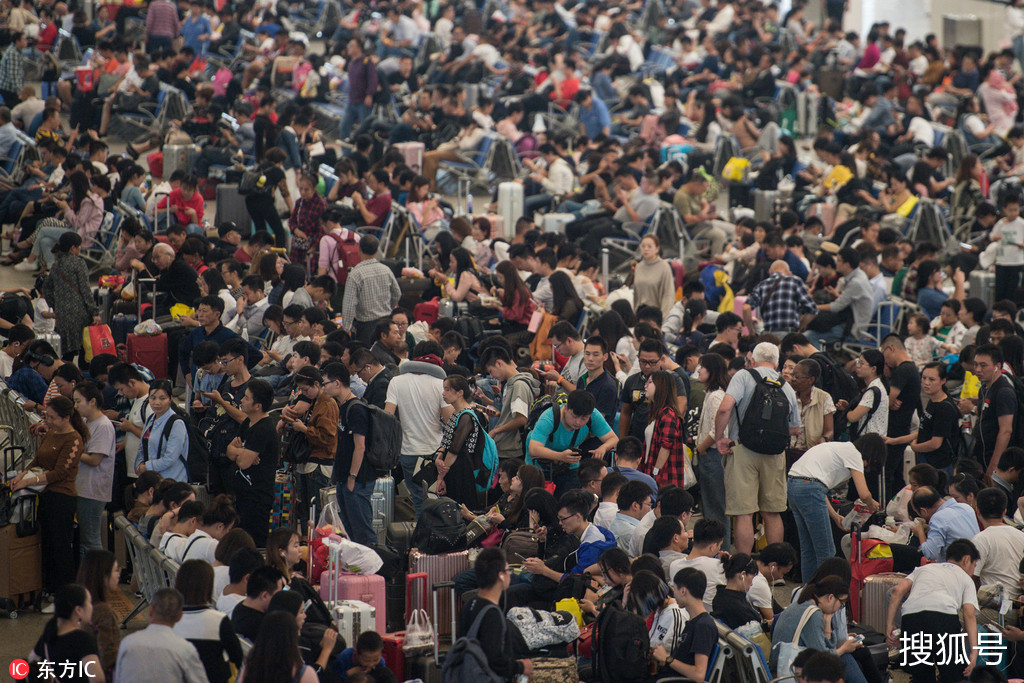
[643,370,690,487]
[288,174,328,266]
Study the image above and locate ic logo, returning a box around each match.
[9,659,29,680]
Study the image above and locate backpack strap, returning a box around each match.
[181,533,205,561]
[851,385,882,439]
[467,602,504,641]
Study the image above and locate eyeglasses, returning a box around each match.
[638,358,660,367]
[557,513,578,523]
[394,320,409,329]
[218,355,242,365]
[854,358,865,366]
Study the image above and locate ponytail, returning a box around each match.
[47,395,90,442]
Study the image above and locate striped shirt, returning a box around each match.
[340,258,401,331]
[146,0,180,39]
[0,44,24,93]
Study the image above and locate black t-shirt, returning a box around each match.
[671,611,718,668]
[231,603,265,642]
[887,361,921,435]
[337,398,375,484]
[457,598,524,679]
[32,627,100,682]
[916,397,959,468]
[977,374,1018,460]
[711,587,762,630]
[259,164,286,192]
[621,371,687,440]
[234,416,279,501]
[218,375,249,407]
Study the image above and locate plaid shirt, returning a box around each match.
[340,258,401,331]
[643,406,688,488]
[747,273,817,332]
[0,44,24,93]
[288,194,327,265]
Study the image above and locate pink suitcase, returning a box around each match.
[408,549,469,637]
[320,558,386,633]
[395,142,425,174]
[484,213,505,240]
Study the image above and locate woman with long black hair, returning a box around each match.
[484,260,536,335]
[29,584,104,682]
[694,353,733,551]
[549,270,584,323]
[238,611,318,683]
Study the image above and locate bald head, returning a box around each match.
[769,260,790,276]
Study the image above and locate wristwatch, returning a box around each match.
[664,655,675,667]
[348,473,358,479]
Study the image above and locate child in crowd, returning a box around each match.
[905,314,942,368]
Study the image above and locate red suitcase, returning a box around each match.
[382,631,406,680]
[408,550,469,638]
[126,333,169,379]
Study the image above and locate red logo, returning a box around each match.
[9,659,29,680]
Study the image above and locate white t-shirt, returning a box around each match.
[179,529,219,565]
[0,350,16,380]
[747,572,773,611]
[125,396,150,479]
[669,555,726,611]
[33,298,55,334]
[472,43,501,66]
[972,524,1024,599]
[992,217,1024,267]
[902,562,979,616]
[216,592,245,619]
[385,372,447,456]
[649,604,689,651]
[856,377,888,438]
[593,501,618,530]
[788,442,864,490]
[212,565,230,602]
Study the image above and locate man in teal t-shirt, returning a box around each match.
[527,391,619,497]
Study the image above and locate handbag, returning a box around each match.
[411,459,439,489]
[772,604,820,678]
[463,515,495,546]
[403,607,435,655]
[82,324,116,362]
[479,526,504,547]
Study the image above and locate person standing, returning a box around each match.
[990,195,1024,302]
[340,235,401,346]
[0,33,27,107]
[145,0,179,54]
[714,342,801,554]
[323,362,377,548]
[742,261,818,334]
[888,362,959,477]
[225,380,278,547]
[339,37,379,141]
[962,344,1018,477]
[881,335,921,499]
[280,367,338,525]
[43,231,101,362]
[643,370,689,488]
[633,235,676,319]
[788,436,884,582]
[694,353,733,552]
[10,397,86,598]
[73,383,116,559]
[244,148,292,249]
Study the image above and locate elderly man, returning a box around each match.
[134,242,202,317]
[742,260,817,333]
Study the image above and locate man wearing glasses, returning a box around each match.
[178,295,238,392]
[619,338,688,442]
[350,348,392,410]
[540,322,586,393]
[199,337,253,495]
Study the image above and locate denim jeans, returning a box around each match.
[806,324,845,348]
[401,454,431,519]
[339,102,373,141]
[697,448,731,551]
[1015,35,1024,76]
[787,476,836,582]
[337,479,376,547]
[840,653,870,683]
[552,467,581,500]
[524,194,554,216]
[77,496,107,559]
[296,467,331,529]
[32,225,70,266]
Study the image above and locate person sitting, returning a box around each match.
[113,588,208,683]
[972,487,1024,627]
[157,499,204,560]
[593,471,626,530]
[230,565,286,643]
[172,559,245,683]
[609,480,655,551]
[650,567,719,680]
[648,516,690,581]
[669,519,728,612]
[332,631,393,682]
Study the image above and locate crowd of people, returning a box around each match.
[6,0,1024,680]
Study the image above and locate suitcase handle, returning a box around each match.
[431,581,457,666]
[406,571,428,614]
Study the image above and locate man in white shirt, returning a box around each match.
[385,341,453,517]
[972,487,1024,625]
[650,516,689,580]
[159,500,203,562]
[669,519,727,611]
[0,324,33,380]
[885,539,980,682]
[609,480,653,551]
[114,588,210,683]
[630,487,695,557]
[215,548,264,617]
[540,322,586,392]
[229,275,270,340]
[594,471,626,530]
[110,363,152,481]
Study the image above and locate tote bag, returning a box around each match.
[82,325,116,362]
[773,604,820,678]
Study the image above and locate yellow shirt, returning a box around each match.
[823,164,854,191]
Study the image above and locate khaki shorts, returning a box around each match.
[724,442,788,515]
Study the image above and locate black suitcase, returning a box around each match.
[111,313,137,346]
[407,582,455,683]
[387,521,415,556]
[847,624,891,673]
[214,183,252,236]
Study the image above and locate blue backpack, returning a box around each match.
[457,409,499,492]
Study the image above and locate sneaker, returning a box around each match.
[13,260,36,272]
[41,603,55,614]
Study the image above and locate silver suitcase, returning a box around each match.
[860,572,906,633]
[372,476,394,529]
[754,189,778,222]
[970,270,995,306]
[163,144,198,178]
[498,181,523,236]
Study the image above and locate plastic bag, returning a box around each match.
[403,608,435,654]
[317,499,349,538]
[323,536,383,575]
[722,157,750,182]
[133,321,163,336]
[840,500,875,531]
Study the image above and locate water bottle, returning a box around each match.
[467,192,473,216]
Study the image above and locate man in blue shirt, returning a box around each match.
[527,390,618,497]
[911,486,980,562]
[180,4,212,55]
[333,631,389,681]
[577,336,617,424]
[611,436,659,496]
[577,89,611,138]
[178,295,239,390]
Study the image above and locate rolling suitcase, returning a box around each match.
[754,189,778,223]
[498,182,523,236]
[970,270,995,306]
[0,497,42,617]
[859,572,906,634]
[408,581,456,683]
[797,92,819,137]
[163,144,198,178]
[484,213,506,240]
[37,332,62,359]
[394,142,425,174]
[408,550,469,638]
[332,599,376,651]
[383,630,407,680]
[373,476,394,530]
[214,184,252,236]
[126,333,169,379]
[542,213,574,234]
[321,557,386,633]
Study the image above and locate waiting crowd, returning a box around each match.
[6,0,1024,681]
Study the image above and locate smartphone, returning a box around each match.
[302,599,311,613]
[959,242,972,250]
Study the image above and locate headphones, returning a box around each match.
[27,351,55,367]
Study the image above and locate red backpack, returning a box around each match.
[327,231,361,285]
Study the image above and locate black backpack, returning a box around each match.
[737,369,792,455]
[411,495,466,554]
[343,400,403,475]
[143,408,212,485]
[592,601,651,683]
[849,386,883,440]
[811,351,858,406]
